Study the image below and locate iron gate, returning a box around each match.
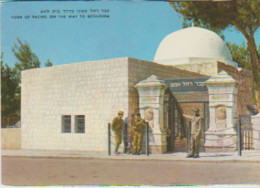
[239,115,254,150]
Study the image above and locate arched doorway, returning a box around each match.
[163,88,186,152]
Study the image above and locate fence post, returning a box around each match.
[237,120,241,156]
[108,123,111,156]
[123,122,128,154]
[146,122,149,156]
[187,121,191,154]
[203,102,206,152]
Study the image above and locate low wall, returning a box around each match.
[252,114,260,150]
[1,128,21,149]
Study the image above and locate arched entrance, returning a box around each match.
[163,88,186,152]
[136,75,205,153]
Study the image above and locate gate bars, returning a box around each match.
[237,115,256,156]
[108,116,256,156]
[186,115,255,156]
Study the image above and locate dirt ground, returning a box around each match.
[2,156,260,186]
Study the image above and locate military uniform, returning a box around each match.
[111,112,124,154]
[184,113,203,157]
[132,117,146,154]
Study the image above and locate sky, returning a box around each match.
[1,1,259,68]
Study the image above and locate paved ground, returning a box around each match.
[2,156,260,186]
[2,149,260,162]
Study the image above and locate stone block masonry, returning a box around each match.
[127,58,203,121]
[21,58,130,151]
[21,57,204,152]
[174,61,253,116]
[218,62,253,116]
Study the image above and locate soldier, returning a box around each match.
[127,113,135,153]
[183,109,203,158]
[132,112,146,155]
[111,110,125,154]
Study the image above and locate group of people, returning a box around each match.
[111,108,203,158]
[111,111,146,155]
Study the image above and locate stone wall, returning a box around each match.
[173,61,253,116]
[1,128,21,149]
[21,58,129,151]
[252,114,260,150]
[218,62,253,116]
[175,62,218,77]
[127,58,203,121]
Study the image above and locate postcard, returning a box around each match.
[1,1,260,187]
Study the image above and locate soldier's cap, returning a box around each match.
[135,112,140,116]
[118,110,124,115]
[194,109,200,112]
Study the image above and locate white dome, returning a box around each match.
[154,27,237,67]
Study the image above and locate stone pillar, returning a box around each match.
[135,75,168,153]
[204,71,238,152]
[252,113,260,150]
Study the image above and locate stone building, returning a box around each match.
[21,27,254,153]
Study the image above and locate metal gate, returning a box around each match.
[163,88,186,152]
[164,76,210,152]
[239,115,254,150]
[163,89,209,152]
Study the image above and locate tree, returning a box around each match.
[1,54,20,127]
[2,39,54,126]
[45,59,53,67]
[12,38,41,83]
[227,42,260,103]
[226,42,252,70]
[170,1,260,109]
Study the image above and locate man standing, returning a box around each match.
[183,109,203,158]
[132,112,146,155]
[111,110,124,154]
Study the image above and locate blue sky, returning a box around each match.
[1,1,259,68]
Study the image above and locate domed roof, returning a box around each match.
[154,27,237,67]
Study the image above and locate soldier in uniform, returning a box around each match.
[183,109,203,158]
[111,110,124,154]
[132,112,146,155]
